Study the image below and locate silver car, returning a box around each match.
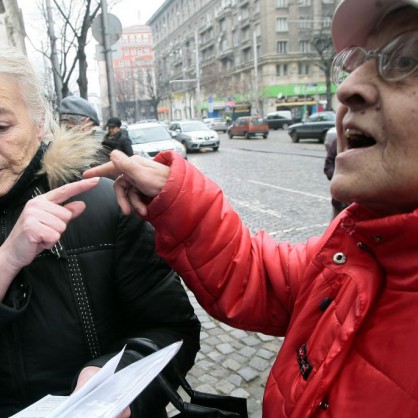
[169,120,220,152]
[128,121,187,159]
[203,118,228,133]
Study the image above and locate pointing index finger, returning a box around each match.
[42,178,100,204]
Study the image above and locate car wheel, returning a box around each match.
[245,131,251,139]
[282,123,289,130]
[228,132,233,139]
[319,131,327,144]
[290,131,299,143]
[212,146,219,151]
[263,133,268,139]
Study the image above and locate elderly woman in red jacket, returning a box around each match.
[86,0,418,416]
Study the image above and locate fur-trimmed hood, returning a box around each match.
[38,126,103,189]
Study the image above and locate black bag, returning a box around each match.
[127,338,248,418]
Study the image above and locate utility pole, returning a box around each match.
[101,0,117,117]
[45,0,62,104]
[253,29,259,115]
[194,30,201,119]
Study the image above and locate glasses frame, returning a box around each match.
[332,30,418,86]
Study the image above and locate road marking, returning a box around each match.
[248,180,330,201]
[268,223,330,237]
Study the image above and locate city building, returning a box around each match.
[112,24,157,123]
[148,0,341,122]
[0,0,25,51]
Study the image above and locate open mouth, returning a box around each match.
[345,128,376,149]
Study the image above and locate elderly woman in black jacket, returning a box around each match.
[0,47,200,418]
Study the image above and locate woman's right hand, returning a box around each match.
[0,178,99,300]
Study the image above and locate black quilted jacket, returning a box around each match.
[0,145,200,417]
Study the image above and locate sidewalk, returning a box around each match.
[167,289,283,417]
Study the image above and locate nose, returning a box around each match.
[336,60,379,112]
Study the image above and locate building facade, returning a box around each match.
[148,0,340,122]
[112,24,157,123]
[0,0,25,51]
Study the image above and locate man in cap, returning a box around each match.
[102,116,133,157]
[59,95,100,128]
[85,0,418,416]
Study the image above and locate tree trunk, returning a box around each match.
[77,43,88,99]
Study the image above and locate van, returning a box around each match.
[227,116,269,139]
[265,111,293,130]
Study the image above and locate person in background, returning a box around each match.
[102,116,133,157]
[0,47,200,418]
[59,95,100,129]
[324,137,350,219]
[84,0,418,416]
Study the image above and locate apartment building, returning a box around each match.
[148,0,340,121]
[112,24,156,122]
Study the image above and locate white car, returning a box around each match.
[169,120,220,153]
[128,121,187,159]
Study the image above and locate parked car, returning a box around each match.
[287,111,336,143]
[227,116,269,139]
[168,120,220,152]
[265,111,293,130]
[324,127,337,153]
[203,117,228,133]
[127,121,187,159]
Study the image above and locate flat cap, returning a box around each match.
[60,96,100,126]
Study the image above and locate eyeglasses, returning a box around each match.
[332,30,418,86]
[60,114,89,127]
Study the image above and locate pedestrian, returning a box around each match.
[0,47,200,418]
[225,113,232,126]
[86,0,418,416]
[59,96,115,167]
[324,138,350,219]
[59,95,100,129]
[103,116,134,157]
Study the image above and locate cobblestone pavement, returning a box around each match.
[168,131,331,416]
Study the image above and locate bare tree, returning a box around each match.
[311,32,335,111]
[51,0,101,99]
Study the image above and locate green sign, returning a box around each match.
[263,82,336,98]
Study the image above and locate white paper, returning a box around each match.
[10,341,182,418]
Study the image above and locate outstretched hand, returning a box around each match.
[83,150,170,217]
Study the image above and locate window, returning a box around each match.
[277,0,288,7]
[276,64,289,76]
[299,40,310,53]
[298,16,313,29]
[276,17,288,32]
[299,0,311,6]
[298,63,311,75]
[276,41,288,54]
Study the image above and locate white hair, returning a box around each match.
[0,46,56,138]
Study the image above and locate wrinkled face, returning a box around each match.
[0,75,43,196]
[332,7,418,216]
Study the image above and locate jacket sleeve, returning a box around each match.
[92,213,199,414]
[76,181,200,416]
[145,151,315,337]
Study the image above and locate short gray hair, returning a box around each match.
[0,46,55,135]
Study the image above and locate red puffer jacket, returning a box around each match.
[147,151,418,418]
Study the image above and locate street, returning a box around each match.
[188,128,332,242]
[168,129,333,417]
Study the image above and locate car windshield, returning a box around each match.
[128,126,172,144]
[181,122,210,132]
[251,117,266,125]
